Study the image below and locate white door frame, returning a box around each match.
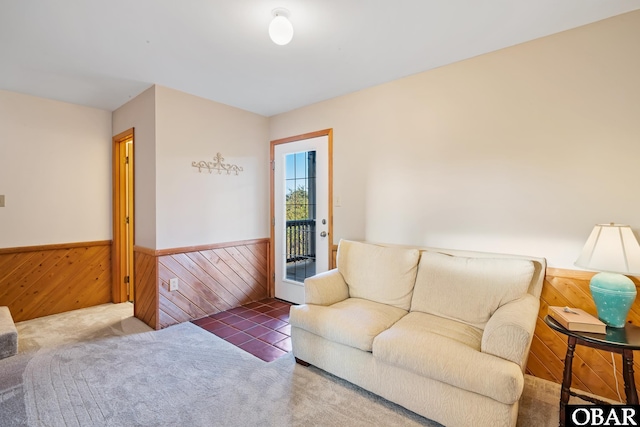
[270,129,333,302]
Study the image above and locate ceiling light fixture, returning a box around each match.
[269,8,293,46]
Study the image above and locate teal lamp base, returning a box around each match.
[590,272,637,328]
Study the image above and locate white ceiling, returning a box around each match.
[1,0,639,117]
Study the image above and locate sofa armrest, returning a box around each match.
[304,269,349,306]
[481,294,540,369]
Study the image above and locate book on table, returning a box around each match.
[548,306,606,334]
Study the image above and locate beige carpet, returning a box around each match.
[0,303,606,426]
[15,302,151,353]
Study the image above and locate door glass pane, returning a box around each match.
[285,150,316,282]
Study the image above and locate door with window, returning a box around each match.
[271,130,332,304]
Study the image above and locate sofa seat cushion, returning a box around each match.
[411,251,535,329]
[337,240,420,310]
[372,312,524,404]
[290,298,407,352]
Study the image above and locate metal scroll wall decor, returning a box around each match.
[192,153,243,175]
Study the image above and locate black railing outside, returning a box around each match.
[286,219,316,262]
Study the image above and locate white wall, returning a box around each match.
[0,90,112,248]
[155,86,269,249]
[112,85,270,251]
[269,10,640,269]
[112,86,157,248]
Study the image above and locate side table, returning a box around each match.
[544,315,640,427]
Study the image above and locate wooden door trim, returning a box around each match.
[0,240,111,255]
[112,128,134,303]
[133,238,270,257]
[269,129,333,297]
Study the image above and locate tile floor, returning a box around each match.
[192,298,293,362]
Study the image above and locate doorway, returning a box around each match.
[112,128,134,303]
[270,129,333,304]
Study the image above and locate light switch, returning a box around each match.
[0,195,4,207]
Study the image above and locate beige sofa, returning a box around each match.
[290,240,546,427]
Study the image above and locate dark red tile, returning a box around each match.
[262,318,287,331]
[253,344,287,362]
[200,320,228,332]
[243,301,265,309]
[244,324,272,338]
[261,307,283,316]
[209,311,234,321]
[192,317,217,327]
[235,309,261,320]
[266,300,292,309]
[276,324,291,336]
[224,332,253,346]
[227,306,253,316]
[217,313,242,324]
[210,324,241,339]
[223,317,257,331]
[197,302,292,362]
[239,338,270,353]
[252,305,275,314]
[271,310,290,322]
[274,306,292,315]
[239,339,286,362]
[219,314,255,327]
[273,337,292,352]
[257,330,288,345]
[247,313,273,324]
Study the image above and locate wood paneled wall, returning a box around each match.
[527,268,640,402]
[0,241,112,322]
[133,248,158,330]
[134,239,269,330]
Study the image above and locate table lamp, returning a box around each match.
[575,223,640,328]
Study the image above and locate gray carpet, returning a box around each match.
[0,304,572,426]
[1,321,443,426]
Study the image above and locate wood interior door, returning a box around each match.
[112,128,135,303]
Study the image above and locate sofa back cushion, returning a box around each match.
[337,240,420,311]
[411,251,535,329]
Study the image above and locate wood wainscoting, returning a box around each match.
[134,239,269,330]
[133,248,158,330]
[527,268,640,403]
[0,241,112,322]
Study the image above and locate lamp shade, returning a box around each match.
[575,223,640,275]
[269,11,293,46]
[576,223,640,327]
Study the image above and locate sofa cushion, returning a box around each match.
[410,251,535,329]
[289,298,407,351]
[337,240,420,311]
[0,306,18,360]
[372,312,524,404]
